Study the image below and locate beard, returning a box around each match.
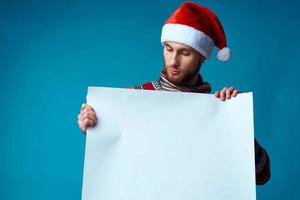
[163,61,201,86]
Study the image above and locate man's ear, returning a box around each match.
[197,52,205,63]
[200,56,205,64]
[202,58,206,64]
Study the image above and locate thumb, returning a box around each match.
[81,103,86,111]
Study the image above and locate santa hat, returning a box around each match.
[161,1,231,62]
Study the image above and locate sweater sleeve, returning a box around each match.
[255,138,271,185]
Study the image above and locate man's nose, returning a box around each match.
[170,52,179,67]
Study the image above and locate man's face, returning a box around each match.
[163,41,205,86]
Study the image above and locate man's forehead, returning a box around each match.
[164,41,194,50]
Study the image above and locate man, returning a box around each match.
[77,1,270,185]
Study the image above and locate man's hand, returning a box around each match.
[214,87,240,101]
[77,103,97,133]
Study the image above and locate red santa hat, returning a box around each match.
[161,1,231,62]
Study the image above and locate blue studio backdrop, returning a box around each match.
[0,0,299,199]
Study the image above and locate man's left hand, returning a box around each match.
[214,87,240,101]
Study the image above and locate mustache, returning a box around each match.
[164,65,180,70]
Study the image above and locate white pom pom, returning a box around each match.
[217,47,231,62]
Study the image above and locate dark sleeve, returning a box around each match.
[255,138,271,185]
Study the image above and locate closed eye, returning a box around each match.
[165,47,173,52]
[182,51,191,56]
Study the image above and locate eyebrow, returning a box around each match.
[164,43,173,48]
[165,43,192,51]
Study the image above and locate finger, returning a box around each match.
[81,112,97,122]
[78,113,97,125]
[88,105,94,111]
[214,91,220,98]
[80,125,87,133]
[83,118,96,128]
[79,114,97,124]
[87,109,96,116]
[80,108,96,117]
[220,87,227,101]
[81,103,87,111]
[84,105,94,112]
[226,87,234,99]
[85,110,97,120]
[79,123,87,133]
[232,89,240,97]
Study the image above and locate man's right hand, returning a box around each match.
[77,103,97,133]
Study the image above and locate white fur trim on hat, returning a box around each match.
[161,24,214,59]
[217,47,231,62]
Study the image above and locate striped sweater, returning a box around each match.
[128,80,271,185]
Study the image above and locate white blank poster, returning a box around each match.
[82,87,256,200]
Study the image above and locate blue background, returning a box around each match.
[0,0,299,199]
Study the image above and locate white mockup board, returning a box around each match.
[82,87,256,200]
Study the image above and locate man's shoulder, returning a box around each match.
[127,80,161,90]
